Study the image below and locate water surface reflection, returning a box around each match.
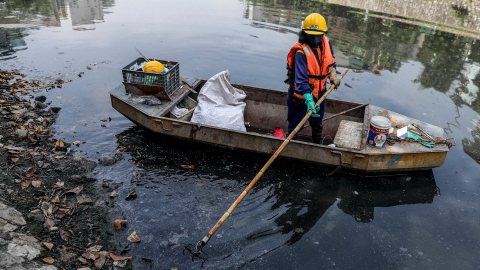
[108,127,439,269]
[1,0,480,269]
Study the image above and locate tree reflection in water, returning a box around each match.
[244,0,480,114]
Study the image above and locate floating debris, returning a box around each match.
[128,231,141,242]
[114,219,127,229]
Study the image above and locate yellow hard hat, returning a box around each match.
[302,13,328,35]
[143,61,165,73]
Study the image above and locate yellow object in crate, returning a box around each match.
[143,61,165,73]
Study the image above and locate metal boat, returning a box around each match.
[109,78,452,172]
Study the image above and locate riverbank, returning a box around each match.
[0,69,130,269]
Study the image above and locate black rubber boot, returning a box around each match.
[312,127,323,144]
[286,130,298,140]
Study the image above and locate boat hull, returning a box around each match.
[110,83,448,172]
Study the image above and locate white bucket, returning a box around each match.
[367,116,392,148]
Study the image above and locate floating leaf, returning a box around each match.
[110,191,119,198]
[28,135,37,142]
[116,148,124,152]
[110,253,132,261]
[44,218,55,228]
[42,241,54,250]
[78,267,91,270]
[52,196,60,203]
[78,257,88,264]
[47,204,53,216]
[181,165,194,169]
[56,208,70,218]
[86,245,103,252]
[32,180,41,188]
[59,229,71,242]
[66,185,83,194]
[4,146,25,151]
[127,231,141,242]
[94,253,107,268]
[53,181,64,188]
[26,166,36,177]
[125,190,137,201]
[82,251,98,260]
[55,139,64,148]
[21,180,31,189]
[11,155,19,162]
[114,219,127,229]
[42,257,54,264]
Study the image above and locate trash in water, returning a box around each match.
[110,253,132,261]
[127,231,141,242]
[55,139,65,147]
[52,181,64,188]
[128,94,162,105]
[32,180,41,188]
[26,166,36,177]
[42,257,55,264]
[114,219,127,229]
[125,190,137,200]
[42,241,53,250]
[66,185,83,194]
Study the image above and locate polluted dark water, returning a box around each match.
[2,0,480,269]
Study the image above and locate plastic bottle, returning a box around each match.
[167,61,172,69]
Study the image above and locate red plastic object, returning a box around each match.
[273,128,286,138]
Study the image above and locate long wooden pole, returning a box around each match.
[194,69,349,250]
[135,47,150,62]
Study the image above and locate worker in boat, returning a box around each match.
[285,13,341,144]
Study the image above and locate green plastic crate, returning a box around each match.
[122,58,180,96]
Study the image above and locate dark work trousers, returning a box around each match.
[287,94,326,132]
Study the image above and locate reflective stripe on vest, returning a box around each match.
[286,36,335,100]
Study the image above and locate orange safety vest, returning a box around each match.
[285,36,335,100]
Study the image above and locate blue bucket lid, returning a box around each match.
[371,116,391,129]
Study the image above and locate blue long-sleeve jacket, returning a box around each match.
[291,41,336,97]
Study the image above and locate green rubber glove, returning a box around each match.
[303,93,320,117]
[405,131,435,148]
